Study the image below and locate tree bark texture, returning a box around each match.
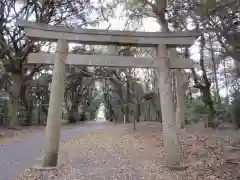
[175,70,187,129]
[8,74,22,128]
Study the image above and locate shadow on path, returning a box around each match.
[0,121,107,180]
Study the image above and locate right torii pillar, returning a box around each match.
[157,45,181,167]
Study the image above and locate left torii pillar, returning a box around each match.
[42,39,68,167]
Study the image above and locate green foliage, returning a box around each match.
[185,96,231,124]
[79,112,87,121]
[0,100,8,126]
[37,74,52,86]
[125,0,142,9]
[185,97,208,123]
[0,0,238,129]
[214,104,232,123]
[231,90,240,128]
[200,0,216,10]
[67,111,89,123]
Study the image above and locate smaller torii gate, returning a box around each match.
[17,20,200,168]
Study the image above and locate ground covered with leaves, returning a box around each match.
[17,122,240,180]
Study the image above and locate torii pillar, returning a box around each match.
[42,39,68,167]
[157,45,181,167]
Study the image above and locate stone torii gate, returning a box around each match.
[17,20,200,168]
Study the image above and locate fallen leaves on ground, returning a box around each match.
[17,122,240,180]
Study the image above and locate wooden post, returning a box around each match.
[176,69,187,129]
[42,39,68,167]
[157,45,182,168]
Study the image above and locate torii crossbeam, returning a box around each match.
[17,20,198,46]
[17,20,200,168]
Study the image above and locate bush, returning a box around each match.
[79,112,87,121]
[231,90,240,128]
[214,104,231,123]
[185,97,231,125]
[185,98,208,123]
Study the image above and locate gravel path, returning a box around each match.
[0,121,107,180]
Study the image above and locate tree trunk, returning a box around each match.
[39,86,50,119]
[114,82,124,123]
[234,60,240,77]
[175,70,187,129]
[120,105,124,123]
[153,70,162,121]
[89,111,95,121]
[37,101,41,125]
[108,45,118,123]
[68,105,78,123]
[210,40,221,105]
[21,92,33,126]
[148,102,151,121]
[119,88,124,123]
[199,35,215,128]
[136,101,141,122]
[201,88,215,128]
[109,102,114,122]
[133,114,136,131]
[8,74,22,128]
[125,75,130,123]
[103,90,114,122]
[223,59,229,106]
[25,103,33,126]
[169,49,188,129]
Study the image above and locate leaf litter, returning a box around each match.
[17,122,240,180]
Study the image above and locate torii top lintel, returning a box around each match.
[16,20,200,47]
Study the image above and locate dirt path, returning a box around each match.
[0,121,107,180]
[17,122,240,180]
